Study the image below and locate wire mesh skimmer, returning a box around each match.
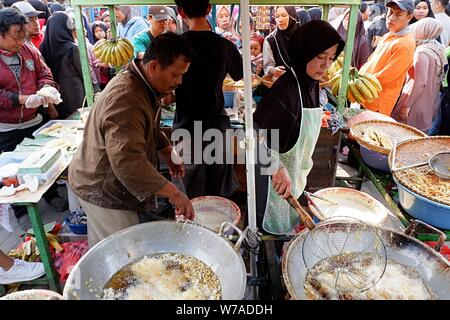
[287,195,387,295]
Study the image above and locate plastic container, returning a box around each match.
[394,176,450,230]
[64,217,87,235]
[223,91,236,108]
[360,145,390,172]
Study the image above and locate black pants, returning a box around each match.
[0,122,59,212]
[439,92,450,135]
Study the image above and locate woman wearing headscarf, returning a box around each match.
[91,21,108,43]
[263,6,300,78]
[91,21,111,89]
[410,0,435,24]
[49,2,64,14]
[308,7,323,21]
[297,8,311,25]
[254,20,345,234]
[114,5,148,41]
[367,3,389,53]
[332,9,370,69]
[215,5,232,35]
[392,18,447,133]
[167,6,181,34]
[40,12,86,119]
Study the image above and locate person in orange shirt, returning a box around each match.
[360,0,416,115]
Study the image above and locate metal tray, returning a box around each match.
[32,120,84,137]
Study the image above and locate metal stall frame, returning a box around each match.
[72,0,361,300]
[72,0,360,111]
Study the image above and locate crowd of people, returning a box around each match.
[0,0,449,286]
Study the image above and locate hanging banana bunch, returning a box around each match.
[321,67,382,105]
[326,54,344,80]
[93,37,134,67]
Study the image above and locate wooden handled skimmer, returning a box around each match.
[286,194,316,230]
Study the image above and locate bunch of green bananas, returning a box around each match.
[93,38,134,66]
[321,67,382,105]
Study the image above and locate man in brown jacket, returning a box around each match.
[69,33,194,246]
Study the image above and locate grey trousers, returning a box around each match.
[78,198,139,248]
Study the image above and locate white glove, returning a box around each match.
[25,94,46,109]
[37,86,62,105]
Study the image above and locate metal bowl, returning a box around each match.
[282,220,450,300]
[63,221,247,300]
[429,152,450,180]
[394,176,450,229]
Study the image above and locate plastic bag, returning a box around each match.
[52,240,88,282]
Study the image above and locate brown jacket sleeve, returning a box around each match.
[102,104,168,202]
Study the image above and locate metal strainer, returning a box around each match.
[286,195,387,294]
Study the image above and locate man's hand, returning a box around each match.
[25,94,46,109]
[169,190,195,220]
[47,104,59,119]
[162,146,185,180]
[272,167,292,199]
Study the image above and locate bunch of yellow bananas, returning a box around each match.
[321,67,382,105]
[347,69,382,104]
[326,54,344,80]
[93,38,134,66]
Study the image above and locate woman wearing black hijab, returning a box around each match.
[263,6,300,78]
[254,20,345,235]
[332,9,370,69]
[297,8,312,25]
[40,12,85,119]
[308,7,323,21]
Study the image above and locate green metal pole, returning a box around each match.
[26,204,61,293]
[74,5,95,107]
[108,5,118,40]
[337,4,358,113]
[416,234,450,242]
[322,4,329,21]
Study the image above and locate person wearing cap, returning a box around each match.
[359,0,416,116]
[11,1,43,49]
[115,6,148,41]
[131,5,170,59]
